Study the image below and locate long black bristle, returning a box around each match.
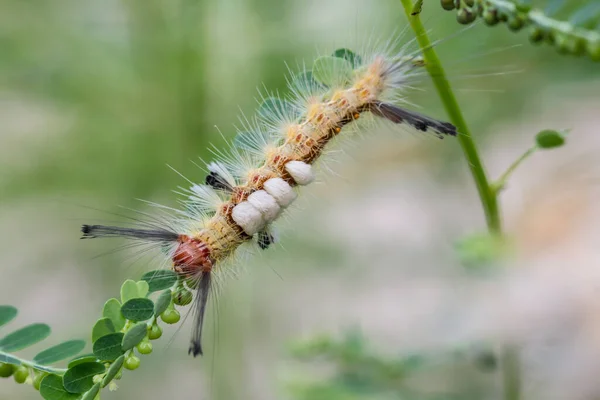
[257,230,274,250]
[81,225,179,242]
[188,271,212,357]
[368,101,457,137]
[205,171,233,192]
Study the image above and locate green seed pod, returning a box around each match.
[13,366,28,384]
[173,287,193,306]
[0,363,14,378]
[507,15,524,31]
[483,9,499,26]
[457,8,476,24]
[161,309,181,324]
[587,39,600,61]
[137,340,153,355]
[114,370,123,380]
[554,34,569,54]
[497,10,508,22]
[528,27,545,44]
[441,0,455,10]
[148,323,163,340]
[124,355,141,371]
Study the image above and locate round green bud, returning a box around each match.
[440,0,455,10]
[457,8,476,24]
[497,10,508,22]
[554,34,569,54]
[92,374,103,384]
[0,363,14,378]
[137,340,153,355]
[124,356,140,371]
[33,373,46,390]
[13,366,28,384]
[173,287,193,306]
[587,39,600,61]
[148,324,163,340]
[483,9,499,26]
[507,16,524,31]
[528,27,545,44]
[161,309,181,324]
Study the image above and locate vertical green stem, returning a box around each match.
[398,1,518,399]
[399,0,501,234]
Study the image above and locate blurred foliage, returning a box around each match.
[287,329,499,400]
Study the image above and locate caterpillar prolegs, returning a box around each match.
[81,41,457,357]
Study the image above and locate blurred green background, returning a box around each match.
[2,0,600,399]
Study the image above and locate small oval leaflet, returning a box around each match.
[154,290,172,317]
[67,354,98,369]
[81,382,101,400]
[102,298,126,331]
[536,129,566,149]
[121,298,155,321]
[40,374,80,400]
[91,317,115,343]
[93,333,125,362]
[101,354,124,388]
[122,322,148,351]
[0,323,51,352]
[312,56,354,87]
[33,340,86,366]
[120,279,140,303]
[0,305,17,328]
[332,48,362,66]
[63,361,106,394]
[141,270,178,292]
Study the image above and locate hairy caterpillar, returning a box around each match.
[81,37,457,357]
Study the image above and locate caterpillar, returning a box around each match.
[81,38,457,357]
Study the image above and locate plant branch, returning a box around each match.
[399,0,501,234]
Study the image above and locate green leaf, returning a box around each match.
[101,354,124,387]
[154,290,172,317]
[0,306,17,328]
[92,333,124,362]
[312,56,354,87]
[68,354,98,369]
[136,280,150,298]
[332,48,362,66]
[120,279,140,303]
[0,323,51,352]
[102,298,126,331]
[40,374,80,400]
[81,382,101,400]
[122,322,148,351]
[569,1,600,28]
[63,362,105,394]
[121,298,155,321]
[141,270,178,292]
[91,318,115,343]
[536,129,566,149]
[33,340,86,366]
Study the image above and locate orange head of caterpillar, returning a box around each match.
[172,234,213,277]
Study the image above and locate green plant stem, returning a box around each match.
[398,1,519,399]
[501,344,521,400]
[399,0,501,234]
[492,146,537,193]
